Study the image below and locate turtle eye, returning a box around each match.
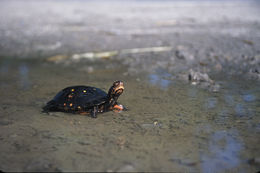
[113,81,120,87]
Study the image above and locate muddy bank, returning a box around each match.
[0,57,259,172]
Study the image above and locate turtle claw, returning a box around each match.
[113,104,127,113]
[122,106,128,111]
[91,113,97,118]
[91,107,98,118]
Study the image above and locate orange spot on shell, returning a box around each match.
[63,103,66,106]
[69,103,73,107]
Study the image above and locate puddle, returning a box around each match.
[205,97,218,109]
[148,74,171,89]
[224,94,235,106]
[201,130,243,173]
[18,63,31,90]
[243,94,256,102]
[148,69,173,89]
[0,57,259,172]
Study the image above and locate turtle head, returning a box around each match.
[108,81,124,102]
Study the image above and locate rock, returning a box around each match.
[153,121,158,125]
[188,69,213,83]
[79,66,94,73]
[247,68,260,80]
[215,63,222,71]
[117,164,135,172]
[170,157,197,167]
[242,39,254,45]
[248,157,260,166]
[175,46,194,62]
[0,120,13,126]
[188,69,220,92]
[24,158,61,172]
[116,136,126,149]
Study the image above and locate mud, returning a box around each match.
[0,0,260,172]
[0,57,259,172]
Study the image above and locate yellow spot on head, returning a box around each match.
[71,89,75,92]
[77,106,81,109]
[83,90,86,93]
[69,103,73,107]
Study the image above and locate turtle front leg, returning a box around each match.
[112,104,126,112]
[91,106,98,118]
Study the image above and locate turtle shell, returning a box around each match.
[46,85,108,113]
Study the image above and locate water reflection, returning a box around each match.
[201,130,243,173]
[224,94,235,106]
[256,123,260,132]
[149,74,171,89]
[0,59,10,75]
[148,69,173,89]
[0,59,12,88]
[234,103,254,118]
[242,94,256,102]
[235,104,246,117]
[222,92,256,118]
[19,63,31,90]
[215,109,230,125]
[205,97,217,109]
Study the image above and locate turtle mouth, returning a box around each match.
[115,88,123,95]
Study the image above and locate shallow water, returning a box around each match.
[0,57,259,172]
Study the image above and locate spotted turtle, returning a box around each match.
[43,81,125,118]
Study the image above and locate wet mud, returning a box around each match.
[0,57,259,172]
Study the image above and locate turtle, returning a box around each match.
[42,81,125,118]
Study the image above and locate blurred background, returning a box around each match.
[1,0,259,78]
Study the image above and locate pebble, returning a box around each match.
[188,69,220,92]
[24,158,61,172]
[117,164,135,172]
[116,136,126,149]
[175,48,194,61]
[188,69,213,83]
[79,66,94,73]
[215,63,222,71]
[248,157,260,165]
